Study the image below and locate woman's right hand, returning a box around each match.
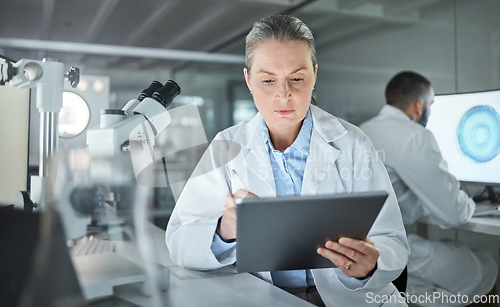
[216,189,258,241]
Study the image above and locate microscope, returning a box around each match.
[87,80,180,184]
[2,56,178,302]
[68,80,181,301]
[57,80,180,241]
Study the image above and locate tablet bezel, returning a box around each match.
[235,191,388,273]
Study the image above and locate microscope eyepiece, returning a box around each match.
[151,80,181,108]
[138,81,163,101]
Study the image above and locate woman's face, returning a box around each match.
[244,39,317,136]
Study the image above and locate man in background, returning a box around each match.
[360,71,498,306]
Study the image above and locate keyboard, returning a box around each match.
[70,236,115,257]
[473,204,500,217]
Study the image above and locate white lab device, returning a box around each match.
[78,80,181,302]
[1,57,79,210]
[86,81,179,182]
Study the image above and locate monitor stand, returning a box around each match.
[473,185,499,204]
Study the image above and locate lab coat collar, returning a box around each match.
[233,112,264,149]
[379,104,411,121]
[230,112,276,195]
[232,105,349,149]
[302,105,346,195]
[229,105,349,196]
[309,104,348,143]
[259,109,312,155]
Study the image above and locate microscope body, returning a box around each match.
[86,82,177,184]
[81,81,180,238]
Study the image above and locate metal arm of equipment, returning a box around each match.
[1,57,79,209]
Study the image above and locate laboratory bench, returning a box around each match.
[73,223,314,307]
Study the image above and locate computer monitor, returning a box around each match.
[426,89,500,186]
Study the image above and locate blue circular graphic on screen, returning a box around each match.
[457,105,500,162]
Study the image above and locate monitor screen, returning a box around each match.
[426,89,500,185]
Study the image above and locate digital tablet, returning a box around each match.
[235,191,388,273]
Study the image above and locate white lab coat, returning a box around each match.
[166,105,410,306]
[360,105,498,305]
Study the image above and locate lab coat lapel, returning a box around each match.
[302,105,348,195]
[229,106,351,197]
[242,146,276,197]
[227,113,276,198]
[302,131,340,195]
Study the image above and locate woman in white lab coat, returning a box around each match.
[166,15,410,306]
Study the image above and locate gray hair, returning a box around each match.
[245,15,317,72]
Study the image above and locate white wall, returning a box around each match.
[0,85,30,205]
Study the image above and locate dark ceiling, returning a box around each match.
[0,0,451,71]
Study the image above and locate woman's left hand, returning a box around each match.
[317,237,379,278]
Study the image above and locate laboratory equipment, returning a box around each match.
[79,80,180,232]
[426,89,500,186]
[67,80,181,304]
[2,55,177,304]
[86,80,180,185]
[473,204,500,217]
[0,56,79,210]
[426,89,500,205]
